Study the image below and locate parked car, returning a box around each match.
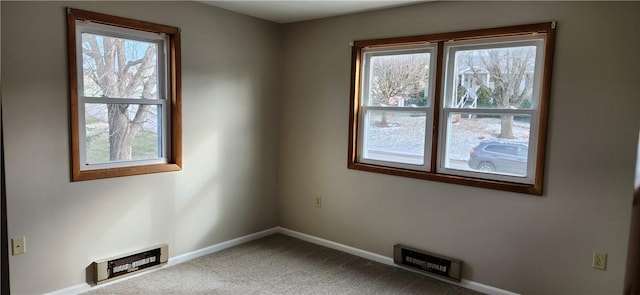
[468,140,528,176]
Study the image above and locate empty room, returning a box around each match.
[1,1,639,294]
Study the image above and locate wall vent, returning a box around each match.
[393,244,462,282]
[90,244,168,284]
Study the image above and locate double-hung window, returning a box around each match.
[358,45,437,171]
[67,9,182,181]
[348,23,555,195]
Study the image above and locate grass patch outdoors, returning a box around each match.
[86,130,159,164]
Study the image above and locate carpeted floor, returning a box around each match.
[83,234,484,294]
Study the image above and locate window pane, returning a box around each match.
[449,45,537,110]
[85,103,161,164]
[366,52,430,107]
[444,113,531,177]
[362,110,426,165]
[81,33,159,99]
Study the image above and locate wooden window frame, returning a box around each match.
[348,22,556,195]
[67,8,182,181]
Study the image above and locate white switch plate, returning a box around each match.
[12,236,26,255]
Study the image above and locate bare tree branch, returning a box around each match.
[370,54,429,105]
[461,47,536,138]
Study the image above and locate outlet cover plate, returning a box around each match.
[12,236,26,255]
[593,252,607,270]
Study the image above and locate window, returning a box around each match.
[67,8,182,181]
[348,23,556,195]
[358,45,436,170]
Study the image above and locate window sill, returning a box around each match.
[347,162,542,195]
[72,163,182,181]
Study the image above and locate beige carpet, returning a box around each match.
[83,234,484,294]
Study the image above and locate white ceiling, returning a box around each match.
[199,0,429,24]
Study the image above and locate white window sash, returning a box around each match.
[75,21,171,171]
[357,107,432,171]
[437,36,545,184]
[437,109,538,184]
[357,44,436,170]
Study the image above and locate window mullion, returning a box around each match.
[431,41,445,172]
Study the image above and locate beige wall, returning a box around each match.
[278,1,640,294]
[1,1,281,293]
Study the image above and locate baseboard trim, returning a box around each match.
[168,227,279,266]
[276,227,392,265]
[47,226,515,295]
[46,227,280,295]
[45,283,91,295]
[276,227,518,295]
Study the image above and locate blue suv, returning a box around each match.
[468,140,528,176]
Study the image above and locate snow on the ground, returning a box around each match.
[367,114,530,161]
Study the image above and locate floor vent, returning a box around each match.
[393,244,462,282]
[90,244,168,284]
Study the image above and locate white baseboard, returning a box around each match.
[46,227,279,295]
[276,227,393,265]
[47,226,515,295]
[276,227,518,295]
[168,227,279,266]
[45,283,92,295]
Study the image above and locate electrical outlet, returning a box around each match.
[593,252,607,270]
[11,236,26,255]
[314,196,322,208]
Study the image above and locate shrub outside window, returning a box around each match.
[67,8,182,181]
[348,23,556,195]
